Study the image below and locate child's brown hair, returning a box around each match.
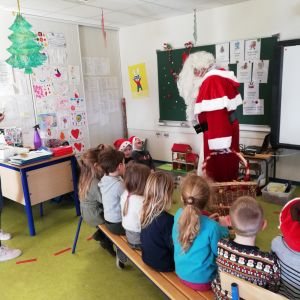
[98,148,124,175]
[230,196,264,237]
[140,171,174,228]
[78,147,104,201]
[122,163,151,216]
[178,174,211,252]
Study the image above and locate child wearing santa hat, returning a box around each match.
[113,138,133,164]
[129,136,155,171]
[272,198,300,299]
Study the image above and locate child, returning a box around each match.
[212,196,280,299]
[129,136,155,170]
[98,149,127,267]
[272,197,300,299]
[120,163,151,249]
[78,147,108,247]
[113,138,132,164]
[140,171,174,272]
[0,185,21,261]
[172,174,229,291]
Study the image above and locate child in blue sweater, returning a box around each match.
[172,174,229,291]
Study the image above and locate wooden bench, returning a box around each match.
[220,270,288,300]
[98,224,214,300]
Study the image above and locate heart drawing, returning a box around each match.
[74,143,82,152]
[71,129,80,139]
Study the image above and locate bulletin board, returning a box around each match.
[157,36,278,125]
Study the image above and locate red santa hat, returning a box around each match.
[279,198,300,252]
[113,138,131,152]
[128,136,139,146]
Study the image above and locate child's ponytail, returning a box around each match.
[178,197,200,252]
[178,175,211,252]
[122,193,130,217]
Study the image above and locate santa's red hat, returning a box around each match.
[128,136,139,145]
[279,198,300,252]
[113,138,131,152]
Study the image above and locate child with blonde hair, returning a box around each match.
[140,171,174,272]
[212,196,280,299]
[172,174,228,291]
[121,163,151,249]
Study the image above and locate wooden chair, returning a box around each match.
[219,270,288,300]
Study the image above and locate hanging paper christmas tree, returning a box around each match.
[6,13,46,74]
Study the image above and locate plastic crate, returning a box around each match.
[261,184,296,205]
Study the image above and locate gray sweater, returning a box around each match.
[98,175,124,223]
[272,236,300,300]
[80,178,104,227]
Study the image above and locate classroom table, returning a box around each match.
[242,152,276,184]
[0,153,80,236]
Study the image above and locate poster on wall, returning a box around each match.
[230,40,244,63]
[245,39,261,61]
[215,43,229,63]
[253,60,269,83]
[128,63,149,99]
[236,61,252,83]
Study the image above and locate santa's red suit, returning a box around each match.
[194,69,243,181]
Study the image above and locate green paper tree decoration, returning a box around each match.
[6,14,46,74]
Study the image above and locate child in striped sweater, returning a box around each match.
[272,198,300,300]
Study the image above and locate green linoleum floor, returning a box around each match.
[1,186,299,299]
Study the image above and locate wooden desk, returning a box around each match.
[242,152,276,184]
[0,154,80,236]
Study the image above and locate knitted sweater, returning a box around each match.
[212,239,280,299]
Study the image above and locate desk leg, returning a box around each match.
[70,156,80,216]
[20,170,36,236]
[264,159,269,185]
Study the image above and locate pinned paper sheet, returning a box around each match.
[243,99,264,115]
[215,43,229,63]
[253,60,269,83]
[244,82,259,100]
[230,40,244,63]
[237,61,252,83]
[245,39,261,61]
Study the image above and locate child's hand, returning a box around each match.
[208,212,219,221]
[218,215,231,227]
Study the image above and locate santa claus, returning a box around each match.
[177,51,243,181]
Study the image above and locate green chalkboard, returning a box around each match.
[157,36,278,125]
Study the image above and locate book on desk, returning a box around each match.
[9,149,53,165]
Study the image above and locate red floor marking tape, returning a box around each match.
[86,236,93,241]
[53,247,71,256]
[16,258,37,264]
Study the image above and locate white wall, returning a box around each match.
[119,0,300,181]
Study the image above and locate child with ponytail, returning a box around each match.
[172,174,229,291]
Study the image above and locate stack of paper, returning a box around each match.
[9,149,53,165]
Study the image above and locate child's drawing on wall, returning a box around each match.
[128,63,149,99]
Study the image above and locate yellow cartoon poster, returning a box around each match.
[128,63,149,99]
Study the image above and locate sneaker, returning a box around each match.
[0,245,22,262]
[116,255,125,269]
[0,230,12,241]
[117,248,127,264]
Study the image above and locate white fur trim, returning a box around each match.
[208,136,232,150]
[194,94,242,115]
[119,141,131,152]
[202,69,239,83]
